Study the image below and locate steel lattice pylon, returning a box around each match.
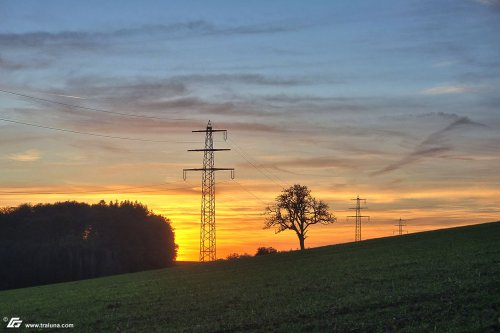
[348,196,370,242]
[394,218,407,236]
[183,121,234,262]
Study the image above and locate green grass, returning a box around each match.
[1,222,500,332]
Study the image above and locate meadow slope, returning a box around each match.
[1,222,499,332]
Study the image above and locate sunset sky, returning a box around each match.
[1,0,499,261]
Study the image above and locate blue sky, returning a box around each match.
[1,0,500,259]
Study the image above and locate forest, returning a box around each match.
[0,200,177,290]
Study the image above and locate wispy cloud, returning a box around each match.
[114,20,306,38]
[8,149,42,162]
[249,156,356,171]
[0,31,103,51]
[20,75,307,122]
[64,76,188,100]
[218,121,283,133]
[372,117,487,175]
[171,73,306,86]
[0,56,26,70]
[40,92,87,100]
[475,0,500,8]
[432,60,458,68]
[258,94,425,115]
[420,85,474,95]
[61,74,305,108]
[0,55,50,71]
[0,20,307,50]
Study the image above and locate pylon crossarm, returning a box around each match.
[188,149,231,152]
[193,129,227,139]
[185,168,235,180]
[192,129,227,133]
[183,168,202,180]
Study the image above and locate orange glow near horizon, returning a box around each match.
[1,181,498,261]
[2,0,500,264]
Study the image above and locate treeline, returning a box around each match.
[226,246,278,259]
[0,200,177,290]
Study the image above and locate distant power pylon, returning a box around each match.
[183,121,235,262]
[394,218,407,236]
[347,196,370,242]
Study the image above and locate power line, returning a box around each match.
[227,137,283,184]
[226,137,287,189]
[0,88,189,121]
[0,89,292,214]
[0,117,195,143]
[2,88,300,203]
[231,179,270,206]
[2,88,295,186]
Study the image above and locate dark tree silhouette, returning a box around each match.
[264,184,336,250]
[225,253,252,260]
[255,246,277,256]
[0,201,177,290]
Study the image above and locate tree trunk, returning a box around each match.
[298,234,305,250]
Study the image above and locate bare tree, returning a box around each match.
[264,184,336,250]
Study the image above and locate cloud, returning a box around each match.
[64,76,188,100]
[420,85,474,95]
[61,74,307,110]
[8,149,42,162]
[381,112,462,122]
[0,31,103,51]
[249,156,355,171]
[15,75,304,123]
[113,20,305,38]
[37,92,87,100]
[70,140,132,155]
[475,0,500,8]
[218,121,283,133]
[372,147,452,175]
[0,20,306,51]
[142,96,286,119]
[432,60,458,68]
[420,117,486,145]
[258,94,426,115]
[0,55,50,71]
[171,73,305,86]
[287,157,355,169]
[372,117,487,175]
[0,56,25,70]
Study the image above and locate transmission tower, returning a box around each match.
[394,218,407,236]
[183,121,235,262]
[347,196,370,242]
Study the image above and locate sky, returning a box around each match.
[1,0,499,261]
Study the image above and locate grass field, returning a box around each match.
[1,222,499,332]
